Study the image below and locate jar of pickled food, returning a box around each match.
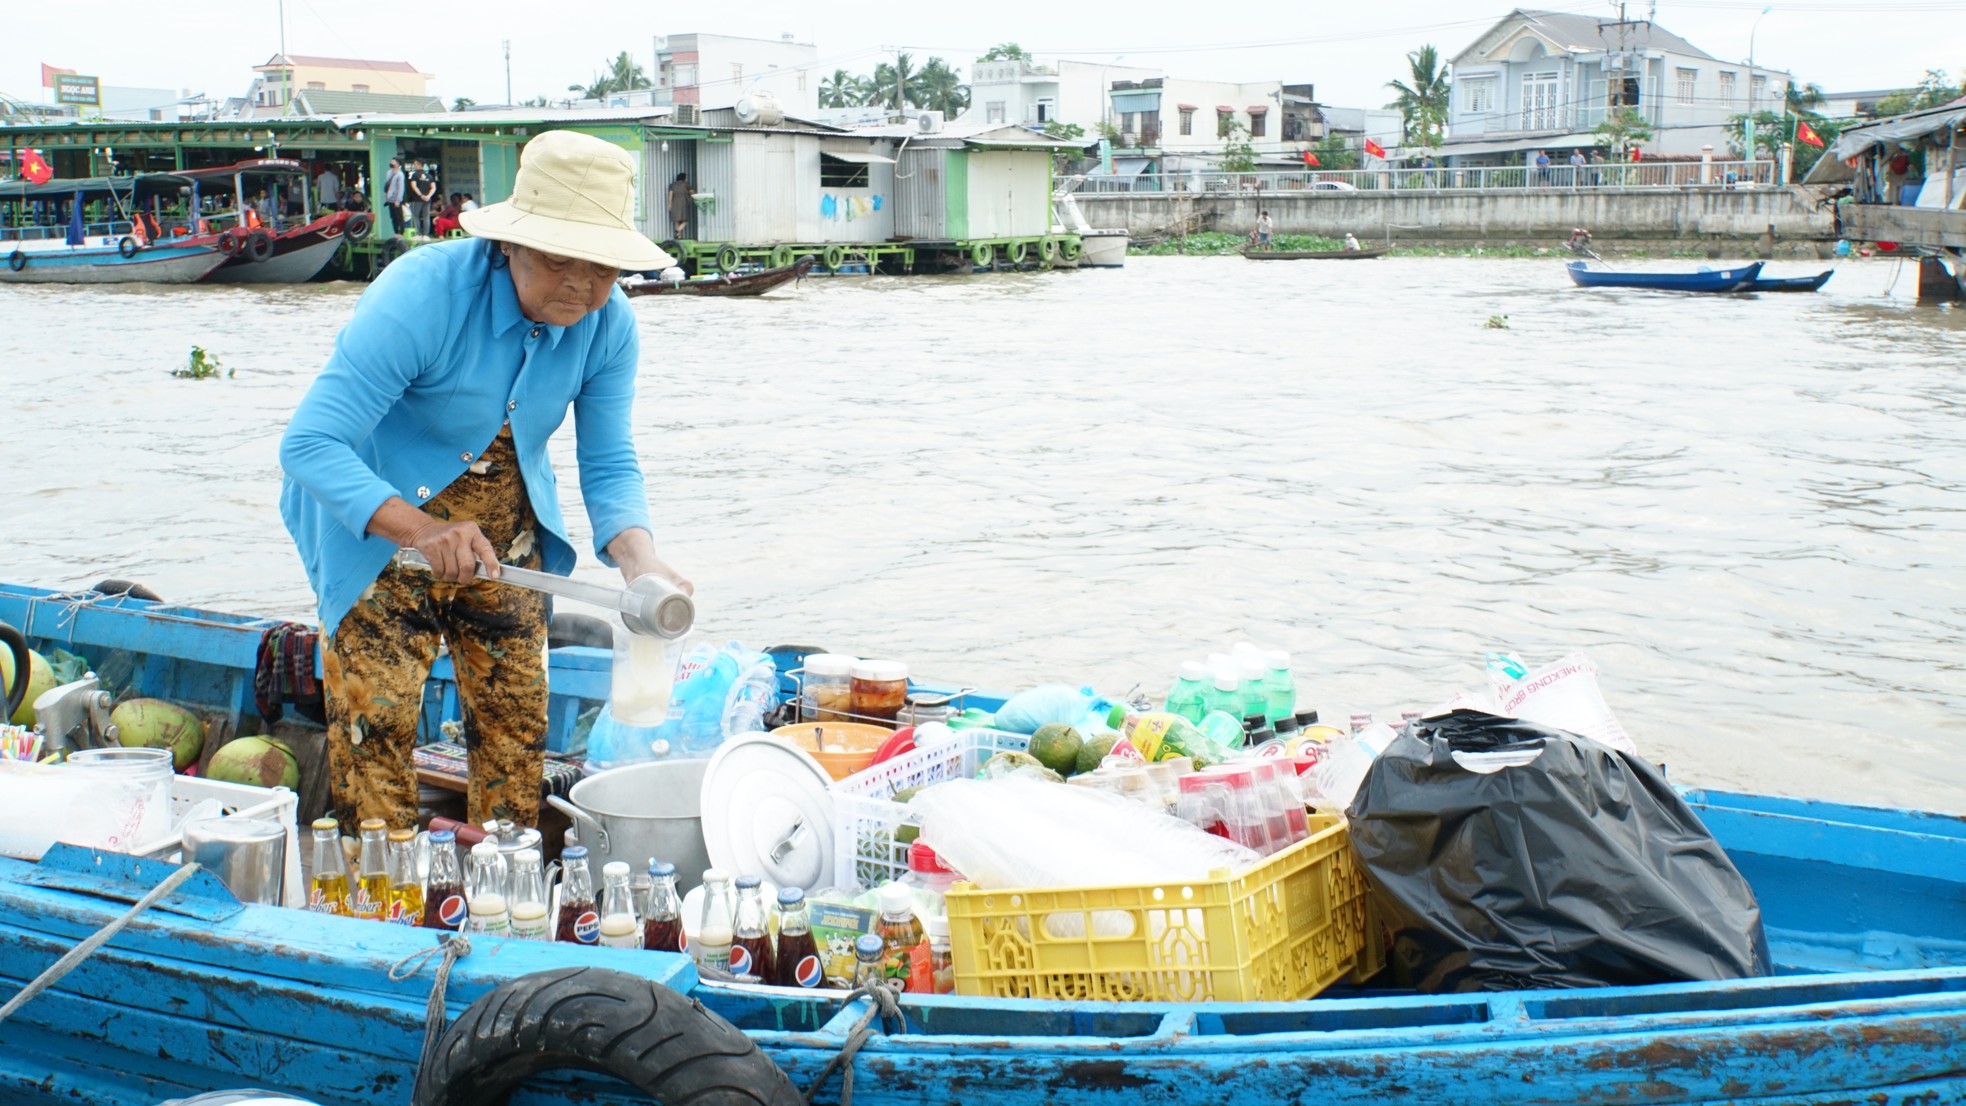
[801,654,858,722]
[849,660,909,724]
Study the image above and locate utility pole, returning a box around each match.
[1598,0,1655,159]
[276,0,290,117]
[503,40,512,107]
[1746,6,1772,171]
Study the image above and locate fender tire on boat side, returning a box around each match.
[343,212,373,241]
[118,236,139,259]
[971,242,994,268]
[714,243,742,273]
[91,579,165,602]
[218,232,241,256]
[379,237,410,270]
[7,250,23,272]
[1007,239,1029,265]
[245,229,275,262]
[411,967,801,1106]
[822,245,846,271]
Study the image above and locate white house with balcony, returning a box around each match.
[961,58,1159,131]
[1441,9,1790,165]
[652,33,818,115]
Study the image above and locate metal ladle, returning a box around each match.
[394,550,694,638]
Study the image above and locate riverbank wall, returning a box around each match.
[1076,187,1836,257]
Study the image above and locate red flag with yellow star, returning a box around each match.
[19,149,53,184]
[1795,120,1825,148]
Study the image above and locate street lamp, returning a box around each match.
[1745,5,1772,168]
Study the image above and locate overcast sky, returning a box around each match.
[8,0,1963,113]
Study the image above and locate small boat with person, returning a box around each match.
[1244,246,1390,260]
[173,158,371,284]
[1566,260,1764,292]
[620,254,813,297]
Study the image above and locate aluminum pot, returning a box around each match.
[546,758,710,892]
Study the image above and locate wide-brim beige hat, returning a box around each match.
[461,130,675,271]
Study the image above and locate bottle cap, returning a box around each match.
[776,886,806,907]
[311,817,339,831]
[514,848,541,864]
[1213,674,1240,692]
[1178,660,1208,681]
[855,933,886,958]
[1242,714,1266,728]
[601,860,630,878]
[735,874,762,889]
[561,844,586,860]
[359,817,386,832]
[701,867,730,884]
[850,659,909,682]
[1106,703,1128,730]
[1275,717,1300,735]
[470,840,498,856]
[429,829,455,844]
[1267,650,1291,668]
[1295,709,1319,727]
[801,653,859,677]
[925,915,949,940]
[880,882,914,915]
[648,859,675,878]
[388,827,416,842]
[908,840,953,874]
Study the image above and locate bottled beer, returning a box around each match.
[507,848,551,940]
[306,817,352,916]
[729,875,775,983]
[421,829,466,930]
[695,868,735,972]
[386,827,422,925]
[642,860,685,954]
[597,861,640,949]
[352,818,390,921]
[555,845,599,945]
[771,887,822,989]
[464,841,510,937]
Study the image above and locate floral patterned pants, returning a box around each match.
[323,425,548,830]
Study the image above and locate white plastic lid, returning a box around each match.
[515,848,542,863]
[1267,650,1291,669]
[880,882,914,915]
[601,860,630,877]
[802,653,859,677]
[925,914,949,939]
[1213,673,1241,692]
[1231,641,1262,661]
[701,867,730,885]
[698,734,836,892]
[1179,660,1208,681]
[470,841,498,857]
[1238,655,1267,678]
[851,659,909,682]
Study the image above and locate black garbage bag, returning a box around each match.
[1345,710,1769,993]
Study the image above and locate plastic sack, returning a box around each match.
[585,639,779,771]
[1346,710,1769,993]
[990,684,1113,735]
[1432,652,1638,757]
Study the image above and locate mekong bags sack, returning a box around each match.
[1345,710,1769,993]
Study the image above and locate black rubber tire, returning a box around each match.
[91,578,164,602]
[218,232,241,256]
[411,967,801,1106]
[1,622,29,721]
[769,245,794,269]
[546,611,613,650]
[245,229,275,262]
[822,245,846,271]
[379,237,410,269]
[7,250,23,272]
[343,212,374,241]
[118,236,139,259]
[714,243,742,273]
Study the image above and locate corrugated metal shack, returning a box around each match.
[882,120,1082,268]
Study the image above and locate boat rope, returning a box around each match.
[388,933,473,1079]
[0,861,202,1026]
[803,978,904,1106]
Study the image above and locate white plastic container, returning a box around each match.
[799,654,858,722]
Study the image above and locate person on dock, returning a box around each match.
[1569,149,1586,186]
[408,158,438,235]
[383,158,407,234]
[316,164,340,210]
[1254,210,1274,251]
[667,172,695,239]
[1535,150,1552,186]
[278,130,688,833]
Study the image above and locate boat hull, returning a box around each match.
[1079,231,1128,268]
[205,232,345,284]
[0,243,227,285]
[1744,270,1834,293]
[622,257,812,297]
[1566,260,1764,291]
[1243,247,1390,260]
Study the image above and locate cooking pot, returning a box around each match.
[546,758,711,891]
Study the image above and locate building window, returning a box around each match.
[1036,98,1052,122]
[1749,74,1767,105]
[1179,107,1194,135]
[1249,111,1266,138]
[306,81,326,90]
[352,83,369,93]
[819,155,869,188]
[1521,72,1558,130]
[1609,76,1640,107]
[1216,108,1233,134]
[1466,78,1495,115]
[1718,71,1736,105]
[1676,68,1697,105]
[987,101,1005,123]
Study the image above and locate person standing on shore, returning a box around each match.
[383,158,407,233]
[278,130,689,831]
[1254,210,1274,251]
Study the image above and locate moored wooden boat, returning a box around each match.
[0,175,228,285]
[174,159,369,284]
[1566,260,1764,291]
[1,581,1963,1106]
[1744,269,1834,293]
[622,255,813,297]
[1243,246,1390,260]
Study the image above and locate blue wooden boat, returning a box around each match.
[2,581,1964,1106]
[1744,269,1834,293]
[0,176,229,285]
[1566,260,1764,292]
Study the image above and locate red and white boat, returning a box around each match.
[175,158,373,283]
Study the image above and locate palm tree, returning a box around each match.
[1384,44,1451,149]
[451,96,476,112]
[819,68,855,109]
[605,51,647,94]
[913,57,969,117]
[870,52,920,111]
[1784,80,1827,117]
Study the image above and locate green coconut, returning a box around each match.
[0,647,58,727]
[111,698,207,771]
[207,735,301,790]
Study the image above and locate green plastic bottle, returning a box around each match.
[1163,661,1209,723]
[1261,650,1296,724]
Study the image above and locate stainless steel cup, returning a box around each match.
[180,815,287,906]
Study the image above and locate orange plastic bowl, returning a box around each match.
[769,721,893,781]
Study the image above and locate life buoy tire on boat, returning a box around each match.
[769,245,795,269]
[7,250,24,272]
[118,236,139,259]
[342,212,373,241]
[91,579,165,602]
[1039,237,1061,264]
[714,243,742,273]
[971,242,994,268]
[1007,240,1030,265]
[1061,237,1083,261]
[822,245,847,271]
[218,233,241,256]
[245,229,275,263]
[411,967,802,1106]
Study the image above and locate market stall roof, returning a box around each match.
[1805,96,1966,185]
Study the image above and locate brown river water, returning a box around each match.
[4,256,1963,813]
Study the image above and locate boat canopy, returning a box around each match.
[174,158,308,182]
[1808,97,1966,184]
[0,173,194,201]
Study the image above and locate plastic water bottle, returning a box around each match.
[1205,672,1243,719]
[1164,661,1208,722]
[1198,710,1246,749]
[1235,654,1271,722]
[1261,651,1295,724]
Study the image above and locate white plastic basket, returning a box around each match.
[828,728,1029,892]
[134,776,304,909]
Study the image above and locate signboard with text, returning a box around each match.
[54,74,99,106]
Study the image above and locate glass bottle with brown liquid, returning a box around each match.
[729,875,776,983]
[420,829,465,929]
[642,860,685,953]
[555,845,599,944]
[771,887,823,988]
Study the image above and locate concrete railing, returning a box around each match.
[1079,161,1778,195]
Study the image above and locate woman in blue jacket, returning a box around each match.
[280,131,688,834]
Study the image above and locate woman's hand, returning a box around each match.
[407,519,498,583]
[607,528,692,596]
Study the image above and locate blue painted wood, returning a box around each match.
[1566,260,1765,291]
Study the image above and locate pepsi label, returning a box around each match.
[793,955,823,989]
[573,910,600,944]
[438,895,467,928]
[729,945,753,976]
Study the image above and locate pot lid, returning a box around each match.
[699,733,836,891]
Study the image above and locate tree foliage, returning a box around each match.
[1385,45,1450,149]
[1218,120,1258,173]
[818,54,969,114]
[980,43,1031,62]
[1594,107,1654,159]
[580,51,648,100]
[1314,134,1358,170]
[1875,69,1963,116]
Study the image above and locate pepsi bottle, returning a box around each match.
[419,829,466,930]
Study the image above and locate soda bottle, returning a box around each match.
[850,932,888,991]
[597,861,640,949]
[875,883,923,991]
[1111,707,1237,768]
[642,860,685,954]
[555,845,599,944]
[421,829,466,930]
[352,818,390,921]
[695,868,735,972]
[464,841,510,936]
[771,887,823,989]
[507,848,551,940]
[386,827,422,925]
[307,817,352,916]
[1262,651,1296,724]
[1163,661,1209,723]
[729,875,776,982]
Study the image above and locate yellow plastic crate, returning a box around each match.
[945,813,1371,1003]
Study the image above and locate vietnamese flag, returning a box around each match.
[40,62,75,88]
[1364,138,1387,158]
[1301,150,1320,167]
[1796,119,1825,148]
[19,149,53,185]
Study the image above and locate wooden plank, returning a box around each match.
[1843,204,1966,249]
